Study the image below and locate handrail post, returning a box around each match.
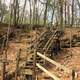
[15,49,21,80]
[71,69,77,80]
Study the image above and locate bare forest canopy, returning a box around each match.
[0,0,80,29]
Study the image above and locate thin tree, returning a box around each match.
[43,0,48,27]
[71,0,74,26]
[59,0,64,31]
[29,0,32,25]
[13,0,17,26]
[51,0,55,27]
[22,0,27,23]
[65,0,67,26]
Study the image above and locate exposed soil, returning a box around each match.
[0,27,80,80]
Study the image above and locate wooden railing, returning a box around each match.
[36,52,77,80]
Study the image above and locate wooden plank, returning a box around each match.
[37,52,70,73]
[20,69,33,75]
[36,63,60,80]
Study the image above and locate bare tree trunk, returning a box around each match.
[59,0,64,30]
[51,9,55,27]
[77,0,80,25]
[0,0,3,23]
[51,0,55,27]
[77,0,80,8]
[68,5,70,26]
[35,0,38,25]
[33,0,36,26]
[16,0,19,24]
[0,9,3,23]
[37,0,40,25]
[38,8,44,25]
[13,0,17,26]
[43,2,48,27]
[29,0,32,25]
[22,0,27,23]
[65,0,67,26]
[71,0,74,26]
[0,0,1,22]
[15,49,21,80]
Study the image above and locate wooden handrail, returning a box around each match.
[36,63,60,80]
[37,52,70,73]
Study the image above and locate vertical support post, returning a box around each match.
[72,69,76,80]
[1,47,8,80]
[15,49,21,80]
[33,42,37,80]
[44,52,46,66]
[33,28,37,80]
[1,62,6,80]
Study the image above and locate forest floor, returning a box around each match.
[37,47,80,80]
[0,27,80,80]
